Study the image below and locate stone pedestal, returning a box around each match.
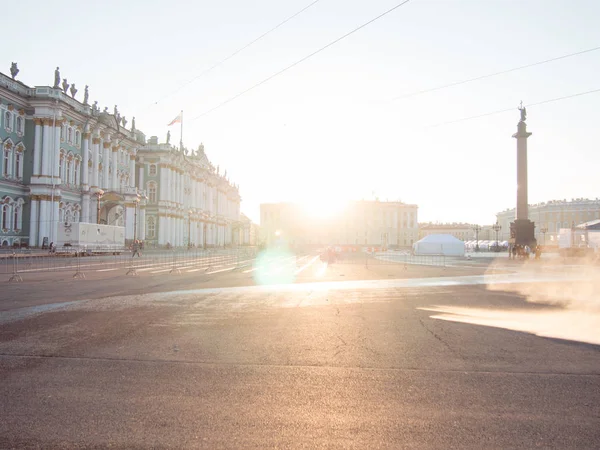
[510,219,536,247]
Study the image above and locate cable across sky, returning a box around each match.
[151,0,324,107]
[392,45,600,101]
[430,87,600,128]
[191,0,415,121]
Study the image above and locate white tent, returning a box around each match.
[413,234,465,256]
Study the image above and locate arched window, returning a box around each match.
[148,182,157,203]
[146,216,156,238]
[75,130,81,147]
[65,209,72,225]
[15,152,22,180]
[58,206,64,223]
[16,116,23,135]
[149,164,157,176]
[59,151,65,181]
[73,209,80,223]
[60,124,65,141]
[13,205,19,230]
[66,158,73,184]
[1,204,9,229]
[3,149,10,177]
[74,159,80,185]
[4,112,11,131]
[67,128,73,144]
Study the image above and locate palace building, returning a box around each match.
[0,66,241,248]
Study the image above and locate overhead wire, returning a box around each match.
[392,45,600,101]
[191,0,415,121]
[430,87,600,128]
[151,0,324,107]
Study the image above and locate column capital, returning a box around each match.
[83,132,92,139]
[103,142,111,148]
[92,137,101,144]
[112,146,119,152]
[34,118,44,126]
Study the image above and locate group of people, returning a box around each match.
[508,244,542,260]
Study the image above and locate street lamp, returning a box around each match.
[492,222,501,251]
[540,226,548,246]
[472,224,482,252]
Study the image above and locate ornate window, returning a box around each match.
[60,124,65,141]
[59,151,65,182]
[73,209,80,223]
[15,152,22,180]
[146,216,156,238]
[67,128,73,145]
[148,182,157,203]
[149,164,157,176]
[16,116,23,135]
[74,159,80,185]
[65,209,72,225]
[1,203,9,230]
[75,130,81,147]
[4,111,11,131]
[3,150,10,177]
[13,205,19,230]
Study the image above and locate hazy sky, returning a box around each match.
[4,0,600,224]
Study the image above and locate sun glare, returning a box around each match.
[301,197,348,219]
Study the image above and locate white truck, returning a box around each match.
[56,222,126,255]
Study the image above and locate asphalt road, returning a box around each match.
[1,255,599,449]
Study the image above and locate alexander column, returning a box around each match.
[510,104,536,248]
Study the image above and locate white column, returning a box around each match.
[138,166,144,191]
[51,199,59,244]
[38,200,48,246]
[91,137,100,187]
[33,119,42,176]
[129,153,136,188]
[82,133,90,189]
[111,146,118,190]
[82,194,90,223]
[29,198,39,246]
[159,215,166,245]
[102,143,110,189]
[53,122,61,179]
[139,206,146,240]
[41,122,51,176]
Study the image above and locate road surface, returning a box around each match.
[1,254,599,448]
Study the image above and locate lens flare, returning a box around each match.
[253,248,296,285]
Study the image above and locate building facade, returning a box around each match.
[0,67,241,248]
[418,223,497,241]
[260,201,418,249]
[496,198,600,245]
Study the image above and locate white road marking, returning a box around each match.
[295,255,319,275]
[96,268,120,272]
[205,266,236,275]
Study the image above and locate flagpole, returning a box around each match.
[180,110,183,152]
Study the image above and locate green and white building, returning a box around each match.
[0,67,241,248]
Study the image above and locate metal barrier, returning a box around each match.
[334,251,446,268]
[3,247,259,282]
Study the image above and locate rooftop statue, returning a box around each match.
[92,101,99,114]
[131,117,136,131]
[70,83,78,98]
[62,78,69,93]
[54,67,60,88]
[83,85,89,105]
[166,130,171,144]
[10,62,19,80]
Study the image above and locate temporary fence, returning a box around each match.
[2,247,259,282]
[335,250,446,268]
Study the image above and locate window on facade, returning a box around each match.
[66,159,72,185]
[147,217,156,238]
[148,183,157,203]
[67,128,73,144]
[13,206,19,231]
[60,124,65,141]
[65,210,72,225]
[3,151,10,177]
[15,152,21,179]
[59,153,64,181]
[75,131,81,147]
[74,160,80,185]
[4,112,11,131]
[16,117,23,134]
[74,210,80,223]
[1,204,8,229]
[149,164,157,176]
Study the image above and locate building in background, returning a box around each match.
[0,66,241,248]
[260,200,418,249]
[496,198,600,246]
[418,223,497,241]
